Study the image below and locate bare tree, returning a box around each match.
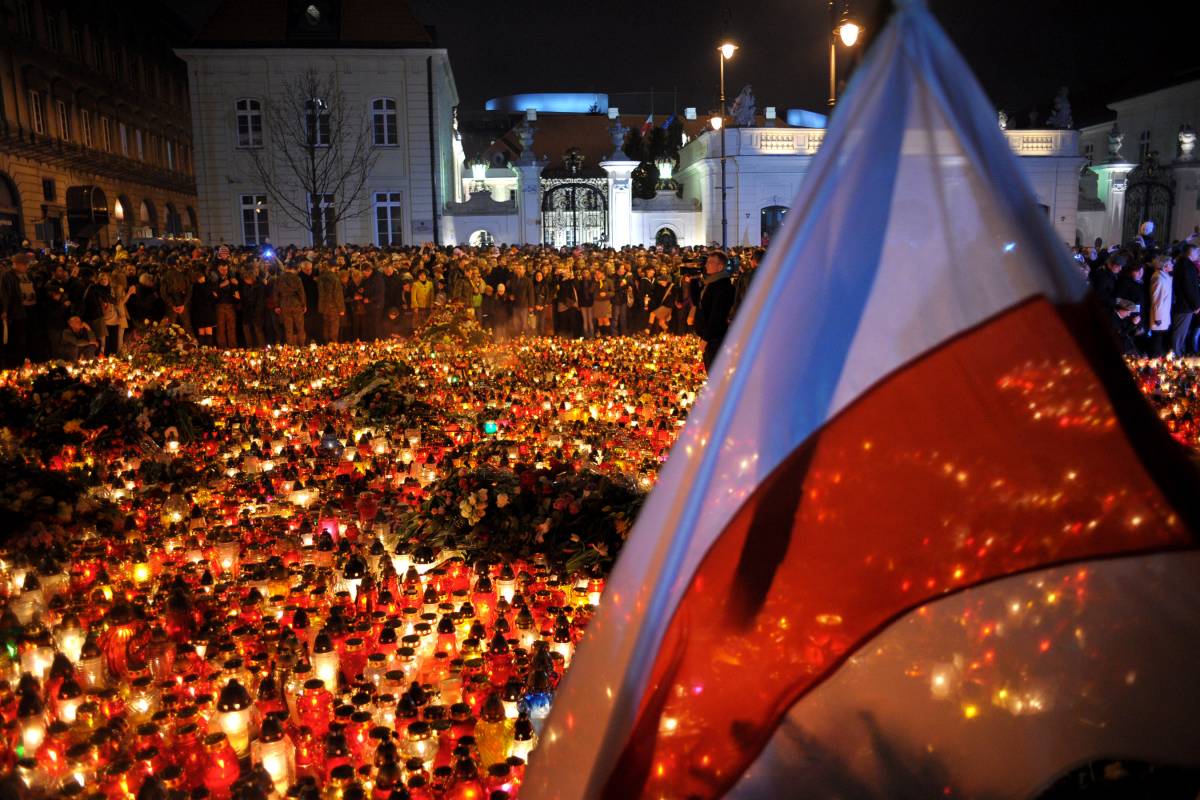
[245,68,380,246]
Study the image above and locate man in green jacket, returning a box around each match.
[316,265,345,344]
[273,262,307,346]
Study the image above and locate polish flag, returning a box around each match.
[524,2,1200,798]
[640,114,654,137]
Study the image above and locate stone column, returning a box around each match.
[512,121,545,246]
[1172,125,1200,240]
[600,159,639,248]
[1092,123,1134,246]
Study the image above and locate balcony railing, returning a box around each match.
[0,121,196,195]
[681,126,1082,168]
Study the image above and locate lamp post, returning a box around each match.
[828,1,862,108]
[717,42,737,250]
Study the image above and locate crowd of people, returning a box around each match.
[1076,225,1200,357]
[0,242,761,367]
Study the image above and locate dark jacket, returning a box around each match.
[81,282,113,323]
[508,275,534,308]
[212,271,240,305]
[1172,257,1200,315]
[695,273,736,346]
[189,278,217,328]
[240,279,268,324]
[299,271,319,313]
[1089,267,1119,310]
[363,270,386,309]
[159,267,191,310]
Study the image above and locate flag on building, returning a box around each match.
[524,1,1200,798]
[639,114,654,136]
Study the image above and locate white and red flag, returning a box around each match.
[525,1,1200,798]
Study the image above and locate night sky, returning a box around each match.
[404,0,1199,125]
[173,0,1200,126]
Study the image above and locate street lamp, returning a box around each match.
[717,41,737,249]
[828,2,862,108]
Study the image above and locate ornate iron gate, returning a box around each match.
[541,180,609,247]
[1123,152,1173,245]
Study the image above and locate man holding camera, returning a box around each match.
[695,250,736,372]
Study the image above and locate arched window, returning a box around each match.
[114,194,132,240]
[305,98,330,147]
[372,98,398,146]
[139,199,157,237]
[186,206,198,235]
[654,227,678,249]
[468,229,494,247]
[164,203,182,236]
[235,98,262,148]
[0,171,23,246]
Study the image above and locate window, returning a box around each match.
[100,116,111,151]
[80,109,91,147]
[28,90,44,134]
[241,194,270,246]
[92,35,105,71]
[166,139,175,170]
[135,128,144,160]
[42,178,55,201]
[16,1,32,39]
[372,98,398,146]
[71,27,83,60]
[374,192,403,245]
[235,99,263,148]
[118,122,128,155]
[55,99,69,140]
[304,98,330,147]
[43,9,59,50]
[1139,129,1152,162]
[310,193,335,245]
[1082,142,1093,166]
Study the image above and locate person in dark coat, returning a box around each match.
[1089,254,1122,311]
[298,261,320,344]
[240,268,268,348]
[1171,242,1200,355]
[695,251,736,371]
[188,270,217,347]
[362,263,386,341]
[554,270,582,338]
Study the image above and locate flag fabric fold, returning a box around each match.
[523,1,1200,798]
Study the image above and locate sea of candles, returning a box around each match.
[0,335,706,798]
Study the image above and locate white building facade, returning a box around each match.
[443,121,1084,249]
[176,1,459,248]
[1077,79,1200,247]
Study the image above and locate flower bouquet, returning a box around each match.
[415,306,492,347]
[397,462,644,573]
[0,453,117,548]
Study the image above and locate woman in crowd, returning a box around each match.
[593,268,613,337]
[80,269,114,354]
[532,268,552,336]
[189,269,218,347]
